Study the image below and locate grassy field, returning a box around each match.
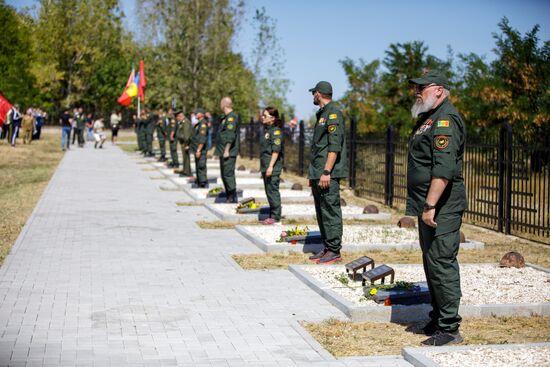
[303,316,550,357]
[0,128,64,265]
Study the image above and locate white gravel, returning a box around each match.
[191,189,312,199]
[427,346,550,367]
[240,224,418,245]
[212,204,369,216]
[303,264,550,306]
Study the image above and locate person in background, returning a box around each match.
[8,105,22,147]
[60,109,72,151]
[93,117,106,149]
[71,108,78,145]
[110,110,121,145]
[21,108,34,144]
[85,113,94,141]
[76,107,85,147]
[259,106,284,224]
[32,108,44,140]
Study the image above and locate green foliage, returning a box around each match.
[340,18,549,140]
[250,7,294,118]
[0,1,37,108]
[137,0,258,122]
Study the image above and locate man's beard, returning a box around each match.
[410,93,437,118]
[313,95,320,106]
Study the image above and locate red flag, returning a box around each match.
[0,94,13,128]
[138,60,146,102]
[117,68,135,107]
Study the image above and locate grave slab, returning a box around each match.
[289,263,550,323]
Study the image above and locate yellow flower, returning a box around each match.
[369,288,377,296]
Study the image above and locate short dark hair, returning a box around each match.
[320,92,332,99]
[264,106,283,129]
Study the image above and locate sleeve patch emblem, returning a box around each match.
[435,135,449,149]
[274,130,281,136]
[328,124,337,134]
[437,120,450,127]
[329,113,337,120]
[227,124,233,130]
[274,138,281,145]
[319,117,325,123]
[228,117,234,122]
[265,133,270,139]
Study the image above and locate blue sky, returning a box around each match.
[8,0,550,119]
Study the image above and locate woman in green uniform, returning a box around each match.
[259,106,284,225]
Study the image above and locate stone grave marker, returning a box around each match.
[362,265,395,286]
[370,281,431,305]
[345,256,375,279]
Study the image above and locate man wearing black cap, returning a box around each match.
[407,70,467,346]
[307,81,348,264]
[191,109,209,187]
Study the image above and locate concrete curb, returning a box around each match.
[205,203,392,223]
[290,320,336,361]
[234,225,484,254]
[289,263,550,323]
[402,342,550,367]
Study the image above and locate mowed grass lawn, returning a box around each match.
[0,128,64,264]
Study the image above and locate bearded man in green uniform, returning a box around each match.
[307,81,348,264]
[215,97,240,203]
[176,111,193,177]
[167,109,179,168]
[191,109,209,187]
[407,70,467,346]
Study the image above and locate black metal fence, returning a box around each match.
[240,119,550,243]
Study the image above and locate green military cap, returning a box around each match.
[174,110,183,116]
[194,108,206,114]
[309,81,333,95]
[409,70,450,90]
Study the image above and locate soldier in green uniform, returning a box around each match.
[191,109,209,188]
[215,97,240,202]
[307,81,348,264]
[155,108,168,162]
[176,111,193,176]
[144,109,156,157]
[137,110,147,154]
[259,106,284,224]
[167,109,179,168]
[407,70,467,346]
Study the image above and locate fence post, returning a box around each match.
[385,125,395,207]
[247,117,253,160]
[504,122,513,235]
[298,120,305,176]
[498,122,513,234]
[349,116,357,189]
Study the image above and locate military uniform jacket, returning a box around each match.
[167,117,177,140]
[260,125,284,174]
[215,111,240,157]
[176,118,193,145]
[308,101,348,180]
[191,119,209,151]
[155,116,168,137]
[75,113,85,129]
[405,98,467,216]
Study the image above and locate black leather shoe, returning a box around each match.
[421,330,463,346]
[317,251,342,264]
[422,321,438,336]
[308,249,328,261]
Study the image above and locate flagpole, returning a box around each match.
[138,97,140,117]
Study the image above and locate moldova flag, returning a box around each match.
[0,94,13,128]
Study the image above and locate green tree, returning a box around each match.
[138,0,257,121]
[250,7,293,119]
[32,0,131,115]
[0,1,37,108]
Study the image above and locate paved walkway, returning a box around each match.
[0,144,412,366]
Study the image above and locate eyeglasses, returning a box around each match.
[415,84,439,94]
